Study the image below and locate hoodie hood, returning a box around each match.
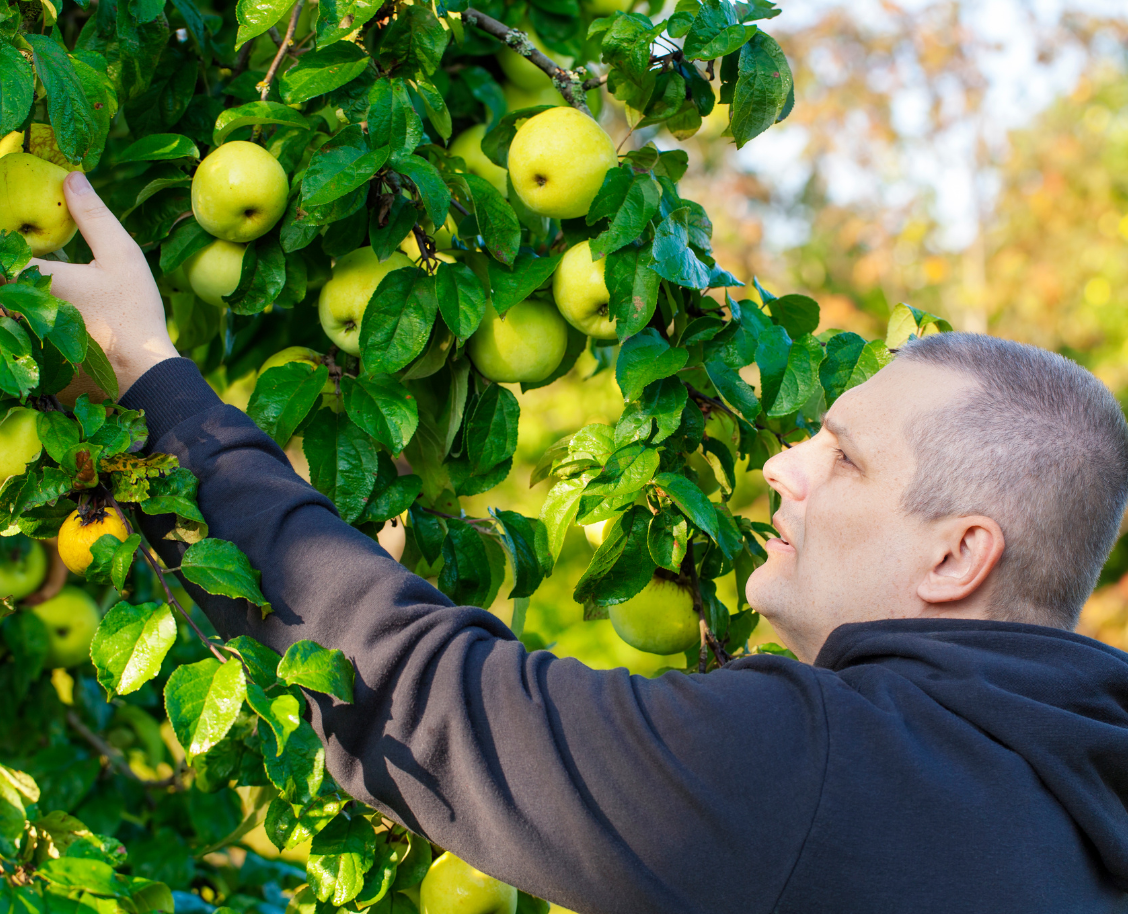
[815,618,1128,888]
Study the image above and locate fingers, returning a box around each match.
[62,171,143,270]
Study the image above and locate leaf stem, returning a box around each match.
[461,8,592,116]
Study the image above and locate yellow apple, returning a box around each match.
[467,299,568,383]
[507,108,618,220]
[419,851,517,914]
[318,247,415,355]
[259,346,335,395]
[0,132,21,157]
[191,140,289,243]
[497,23,573,91]
[609,576,700,655]
[184,239,247,307]
[583,518,612,549]
[0,407,43,480]
[449,125,509,197]
[30,585,101,669]
[552,240,616,340]
[0,539,47,601]
[58,507,130,576]
[0,153,78,257]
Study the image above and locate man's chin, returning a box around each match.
[744,564,787,619]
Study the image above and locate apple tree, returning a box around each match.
[0,0,948,910]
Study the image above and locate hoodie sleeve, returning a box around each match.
[120,358,830,914]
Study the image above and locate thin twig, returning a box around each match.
[106,493,228,664]
[462,8,591,115]
[684,540,730,671]
[66,710,181,789]
[260,0,304,102]
[684,382,739,422]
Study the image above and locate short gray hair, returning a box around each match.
[896,332,1128,629]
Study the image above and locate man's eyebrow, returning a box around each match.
[821,414,859,450]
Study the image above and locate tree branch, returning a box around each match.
[462,8,592,116]
[259,0,304,102]
[66,710,181,789]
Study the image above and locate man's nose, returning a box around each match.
[761,443,808,502]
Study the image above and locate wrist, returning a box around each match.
[115,341,180,398]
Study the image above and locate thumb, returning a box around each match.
[63,171,140,268]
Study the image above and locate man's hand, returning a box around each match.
[29,171,179,396]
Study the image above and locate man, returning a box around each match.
[32,171,1128,913]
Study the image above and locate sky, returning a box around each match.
[733,0,1128,251]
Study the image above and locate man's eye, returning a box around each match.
[834,448,854,467]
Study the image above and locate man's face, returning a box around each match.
[745,358,977,662]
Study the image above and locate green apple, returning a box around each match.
[609,577,700,655]
[583,518,612,549]
[318,248,415,355]
[30,585,101,669]
[584,0,635,13]
[449,125,509,197]
[191,140,289,243]
[0,132,21,157]
[259,346,335,395]
[502,82,603,119]
[497,23,573,91]
[508,108,619,220]
[552,240,616,340]
[0,539,47,601]
[184,239,247,307]
[0,407,43,480]
[0,153,78,257]
[467,299,568,383]
[420,851,517,914]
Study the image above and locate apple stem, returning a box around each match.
[462,8,593,116]
[259,0,305,104]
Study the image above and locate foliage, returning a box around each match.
[0,0,926,909]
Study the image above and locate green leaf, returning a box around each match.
[343,374,419,455]
[368,194,418,261]
[302,409,382,524]
[438,518,492,607]
[159,217,212,274]
[767,333,824,418]
[213,101,309,146]
[82,336,119,402]
[653,472,719,540]
[303,126,390,207]
[248,362,330,447]
[235,0,293,47]
[754,323,790,411]
[0,44,34,136]
[137,467,207,527]
[704,359,760,421]
[414,78,451,141]
[359,267,438,376]
[683,0,755,59]
[590,172,661,258]
[226,635,283,688]
[464,174,520,265]
[25,36,97,163]
[394,155,451,228]
[484,251,561,316]
[307,814,377,906]
[615,375,687,446]
[818,331,867,406]
[90,600,176,699]
[538,474,591,566]
[225,237,286,315]
[116,133,199,164]
[315,0,384,46]
[277,640,355,703]
[768,293,819,340]
[649,207,713,289]
[466,384,519,476]
[489,509,548,600]
[0,284,57,340]
[280,43,371,105]
[434,261,487,340]
[260,717,325,806]
[574,505,656,606]
[38,859,125,897]
[0,231,32,280]
[583,444,660,500]
[36,412,81,464]
[164,657,247,758]
[615,329,689,401]
[730,30,794,148]
[181,538,272,614]
[246,682,302,755]
[47,303,88,365]
[369,77,424,159]
[648,512,688,572]
[265,795,344,852]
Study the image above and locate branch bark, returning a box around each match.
[462,8,592,116]
[259,0,304,102]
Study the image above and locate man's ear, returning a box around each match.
[917,516,1005,605]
